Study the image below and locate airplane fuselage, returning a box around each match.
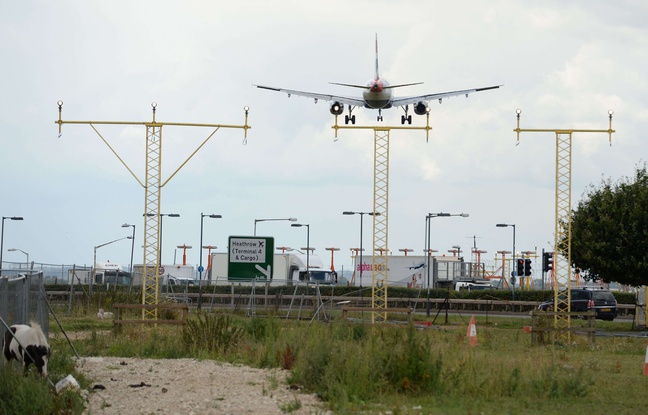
[362,78,392,109]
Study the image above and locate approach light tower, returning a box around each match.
[332,111,433,323]
[56,101,250,320]
[514,109,614,342]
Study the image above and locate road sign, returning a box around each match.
[158,266,165,275]
[197,265,204,273]
[227,236,274,281]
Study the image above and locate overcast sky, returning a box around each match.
[1,1,645,275]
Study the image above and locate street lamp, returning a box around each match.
[343,211,379,287]
[93,236,133,283]
[1,216,23,271]
[146,213,180,265]
[496,223,516,298]
[121,223,136,275]
[7,248,29,270]
[198,213,222,311]
[425,212,468,316]
[254,217,297,236]
[291,223,310,281]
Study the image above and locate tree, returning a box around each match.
[562,163,648,287]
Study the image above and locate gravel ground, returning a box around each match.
[75,357,326,415]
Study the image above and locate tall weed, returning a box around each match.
[182,312,244,355]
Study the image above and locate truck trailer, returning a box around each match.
[208,251,335,285]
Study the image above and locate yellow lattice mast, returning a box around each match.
[56,101,250,320]
[333,114,432,323]
[514,109,614,342]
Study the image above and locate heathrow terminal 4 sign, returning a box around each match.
[227,236,274,281]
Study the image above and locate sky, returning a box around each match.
[1,1,646,276]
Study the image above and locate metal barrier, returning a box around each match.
[0,271,50,367]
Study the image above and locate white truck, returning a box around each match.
[93,261,131,285]
[208,251,336,285]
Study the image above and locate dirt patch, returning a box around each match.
[75,357,326,414]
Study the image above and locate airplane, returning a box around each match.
[255,36,501,125]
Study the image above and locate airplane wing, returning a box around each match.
[255,84,365,107]
[391,85,502,107]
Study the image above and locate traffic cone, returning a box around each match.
[467,315,477,346]
[643,343,648,376]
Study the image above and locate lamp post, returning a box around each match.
[496,223,516,299]
[1,216,23,271]
[121,223,136,275]
[254,217,297,236]
[7,248,29,270]
[425,212,469,316]
[198,213,222,311]
[343,211,378,287]
[93,236,133,282]
[291,223,310,280]
[146,213,180,265]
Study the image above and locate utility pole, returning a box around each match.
[332,111,432,323]
[514,109,614,342]
[56,101,250,320]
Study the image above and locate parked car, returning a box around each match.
[538,288,618,321]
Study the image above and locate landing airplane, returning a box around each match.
[255,36,501,125]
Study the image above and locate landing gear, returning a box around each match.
[344,105,356,125]
[377,109,383,122]
[400,105,412,125]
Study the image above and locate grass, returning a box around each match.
[6,307,647,414]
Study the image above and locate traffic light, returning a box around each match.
[524,258,532,276]
[516,258,524,276]
[542,252,554,272]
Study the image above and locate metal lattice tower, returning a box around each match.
[553,132,573,334]
[142,120,163,319]
[372,129,390,323]
[332,115,432,323]
[56,101,250,320]
[514,109,614,342]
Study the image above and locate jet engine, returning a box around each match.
[329,101,344,116]
[414,101,428,115]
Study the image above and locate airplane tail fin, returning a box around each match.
[375,33,379,80]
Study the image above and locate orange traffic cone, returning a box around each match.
[643,343,648,376]
[467,315,477,346]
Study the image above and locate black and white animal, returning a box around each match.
[3,322,51,377]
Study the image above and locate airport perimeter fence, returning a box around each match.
[0,271,50,368]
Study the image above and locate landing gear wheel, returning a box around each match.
[407,115,412,124]
[351,115,356,124]
[345,115,350,125]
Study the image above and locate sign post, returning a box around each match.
[227,236,274,281]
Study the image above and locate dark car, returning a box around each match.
[538,288,618,321]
